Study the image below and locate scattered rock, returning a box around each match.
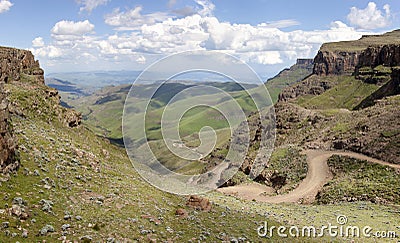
[22,229,28,238]
[39,199,53,213]
[12,197,26,206]
[175,208,188,218]
[61,224,70,231]
[2,221,9,228]
[106,237,116,243]
[186,195,212,212]
[9,204,29,220]
[80,235,93,242]
[40,224,54,236]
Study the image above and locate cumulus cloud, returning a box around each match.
[32,37,45,47]
[33,1,379,72]
[0,0,12,14]
[98,14,369,65]
[32,45,63,59]
[347,2,391,29]
[105,6,171,30]
[51,20,95,40]
[76,0,109,13]
[196,0,215,17]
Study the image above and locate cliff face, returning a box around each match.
[312,49,359,76]
[312,30,400,76]
[0,46,82,175]
[0,81,18,174]
[280,30,400,103]
[296,58,313,67]
[0,47,44,84]
[357,45,400,68]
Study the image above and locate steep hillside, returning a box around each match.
[313,29,400,76]
[265,58,313,103]
[276,29,400,164]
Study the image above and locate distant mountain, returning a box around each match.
[66,81,259,140]
[46,70,142,90]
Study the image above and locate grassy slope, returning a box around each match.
[1,81,286,242]
[317,155,400,204]
[265,64,312,103]
[320,29,400,52]
[296,75,380,110]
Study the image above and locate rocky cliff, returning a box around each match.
[312,44,400,76]
[0,47,44,84]
[357,44,400,68]
[0,81,18,174]
[279,30,400,102]
[312,30,400,76]
[274,30,400,164]
[312,49,359,76]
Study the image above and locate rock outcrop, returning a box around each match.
[312,30,400,76]
[0,81,18,174]
[0,47,44,84]
[186,195,212,211]
[280,31,400,102]
[296,58,314,67]
[278,75,338,102]
[0,46,82,128]
[312,49,359,76]
[357,45,400,68]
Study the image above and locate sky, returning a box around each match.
[0,0,398,79]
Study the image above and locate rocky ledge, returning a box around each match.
[0,47,44,84]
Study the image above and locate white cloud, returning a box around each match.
[32,37,45,47]
[33,1,380,73]
[0,0,12,13]
[51,20,95,40]
[32,45,63,59]
[242,51,283,65]
[77,0,109,13]
[258,19,300,29]
[347,2,391,29]
[196,0,215,17]
[105,6,172,30]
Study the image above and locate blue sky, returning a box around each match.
[0,0,398,78]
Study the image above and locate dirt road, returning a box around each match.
[217,150,400,203]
